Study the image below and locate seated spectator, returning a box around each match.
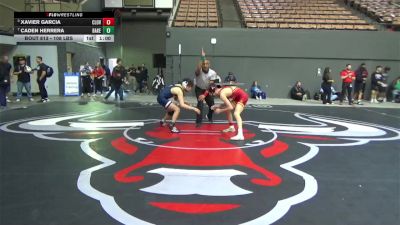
[330,86,341,101]
[250,81,266,100]
[224,72,237,84]
[391,76,400,103]
[290,81,309,101]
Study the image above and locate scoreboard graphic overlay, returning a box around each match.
[14,12,115,42]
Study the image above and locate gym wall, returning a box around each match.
[165,28,400,98]
[106,20,167,80]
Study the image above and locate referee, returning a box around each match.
[194,56,218,127]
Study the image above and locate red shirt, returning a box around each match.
[340,69,355,83]
[92,67,105,78]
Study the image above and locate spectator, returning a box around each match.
[353,63,368,105]
[152,70,165,94]
[92,62,105,96]
[250,81,266,100]
[0,55,12,108]
[35,56,49,103]
[13,57,33,102]
[195,58,217,126]
[321,67,334,104]
[290,81,308,101]
[391,76,400,103]
[104,58,126,101]
[80,62,93,97]
[330,86,340,101]
[127,64,137,92]
[339,64,355,105]
[370,66,384,103]
[380,66,391,102]
[135,66,144,93]
[101,63,111,89]
[142,64,149,93]
[224,72,237,84]
[138,63,149,93]
[141,63,148,82]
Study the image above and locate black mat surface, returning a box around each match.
[0,102,399,225]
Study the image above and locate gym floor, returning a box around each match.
[0,98,399,225]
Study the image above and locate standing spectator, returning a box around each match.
[135,66,144,93]
[13,57,33,102]
[104,58,126,101]
[224,72,237,84]
[354,63,368,105]
[250,81,267,100]
[339,64,355,105]
[92,62,105,96]
[195,58,217,126]
[141,63,149,93]
[370,66,384,103]
[80,62,93,97]
[321,67,334,104]
[127,64,137,92]
[0,55,12,108]
[35,56,49,103]
[102,62,111,90]
[380,66,391,102]
[290,81,308,101]
[141,63,148,81]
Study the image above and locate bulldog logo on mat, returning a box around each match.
[1,111,399,225]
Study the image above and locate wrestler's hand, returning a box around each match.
[211,105,218,110]
[214,108,222,114]
[198,94,205,101]
[194,107,201,115]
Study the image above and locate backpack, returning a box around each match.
[314,92,320,100]
[45,64,54,77]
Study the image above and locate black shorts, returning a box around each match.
[354,82,365,93]
[371,84,379,91]
[378,86,387,93]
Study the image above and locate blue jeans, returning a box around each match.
[105,83,123,100]
[16,81,32,99]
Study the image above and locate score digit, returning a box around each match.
[102,18,115,26]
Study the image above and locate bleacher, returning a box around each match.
[347,0,400,27]
[237,0,376,30]
[173,0,220,27]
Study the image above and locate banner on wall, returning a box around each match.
[64,72,80,96]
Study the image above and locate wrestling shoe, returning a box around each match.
[222,127,235,133]
[230,134,244,141]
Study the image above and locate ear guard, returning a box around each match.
[182,80,188,89]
